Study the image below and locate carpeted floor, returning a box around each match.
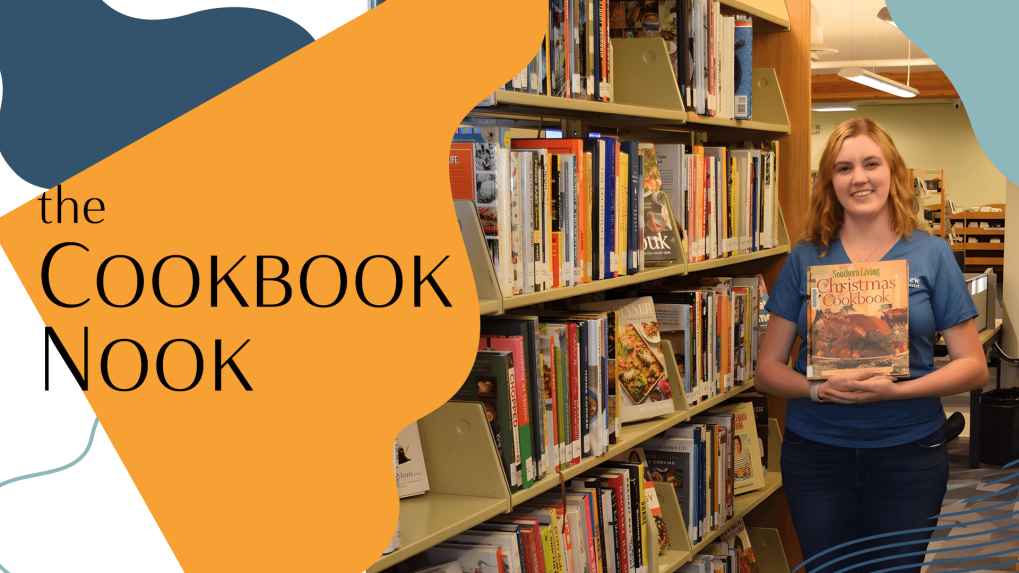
[921,437,1019,573]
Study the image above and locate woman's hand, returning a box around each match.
[819,370,901,404]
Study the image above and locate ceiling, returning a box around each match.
[811,0,940,75]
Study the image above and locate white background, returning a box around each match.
[0,2,365,571]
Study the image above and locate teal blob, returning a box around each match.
[0,1,312,189]
[886,0,1019,183]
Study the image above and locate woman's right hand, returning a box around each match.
[819,370,899,404]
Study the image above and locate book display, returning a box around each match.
[372,1,805,572]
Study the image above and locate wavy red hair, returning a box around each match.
[804,118,922,253]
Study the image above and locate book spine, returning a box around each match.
[516,354,536,488]
[556,344,570,469]
[707,0,716,115]
[603,139,614,279]
[578,323,591,456]
[551,155,562,289]
[628,143,640,275]
[569,324,581,466]
[585,152,594,283]
[733,19,753,119]
[615,149,623,277]
[598,141,606,280]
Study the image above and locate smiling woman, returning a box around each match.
[754,118,988,572]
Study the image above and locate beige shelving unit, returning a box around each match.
[387,1,797,570]
[908,168,947,237]
[371,386,783,573]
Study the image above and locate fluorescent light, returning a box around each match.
[877,7,897,28]
[811,102,858,112]
[838,68,919,98]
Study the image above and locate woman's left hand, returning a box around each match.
[823,374,901,404]
[835,375,900,401]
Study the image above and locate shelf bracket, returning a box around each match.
[561,119,589,139]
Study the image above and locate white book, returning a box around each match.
[509,152,524,294]
[601,489,618,573]
[427,544,503,573]
[497,147,514,297]
[542,151,552,291]
[396,421,430,498]
[449,531,521,573]
[714,2,722,117]
[729,151,750,254]
[693,1,706,114]
[520,151,535,294]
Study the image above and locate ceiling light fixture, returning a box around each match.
[837,68,919,97]
[812,102,859,112]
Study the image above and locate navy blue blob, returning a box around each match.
[0,1,313,188]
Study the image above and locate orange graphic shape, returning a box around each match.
[0,0,547,571]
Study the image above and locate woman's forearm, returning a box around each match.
[893,357,988,399]
[755,358,812,399]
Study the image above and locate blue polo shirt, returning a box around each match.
[765,231,978,448]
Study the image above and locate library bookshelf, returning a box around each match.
[373,1,803,571]
[949,204,1005,272]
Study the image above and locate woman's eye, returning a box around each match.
[839,166,850,172]
[867,162,879,167]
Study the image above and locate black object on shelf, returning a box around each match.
[979,388,1019,466]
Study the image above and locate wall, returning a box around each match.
[810,103,1006,209]
[1001,179,1018,387]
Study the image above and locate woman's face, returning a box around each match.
[831,134,892,222]
[734,440,742,457]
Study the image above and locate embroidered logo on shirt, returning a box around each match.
[909,278,920,289]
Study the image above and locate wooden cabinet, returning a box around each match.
[948,204,1005,272]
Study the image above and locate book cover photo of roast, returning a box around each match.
[806,260,910,380]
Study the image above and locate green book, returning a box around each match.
[456,350,519,490]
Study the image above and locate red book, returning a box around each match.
[567,322,581,466]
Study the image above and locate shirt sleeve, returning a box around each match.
[931,240,979,331]
[764,243,805,323]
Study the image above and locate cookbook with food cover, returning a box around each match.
[719,518,760,573]
[708,401,764,495]
[479,335,535,488]
[577,297,675,423]
[453,350,521,490]
[806,260,909,380]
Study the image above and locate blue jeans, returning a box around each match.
[781,420,949,573]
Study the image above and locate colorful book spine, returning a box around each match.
[733,18,753,120]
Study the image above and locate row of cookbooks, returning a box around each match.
[502,0,756,122]
[453,274,765,495]
[449,135,780,299]
[390,445,763,573]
